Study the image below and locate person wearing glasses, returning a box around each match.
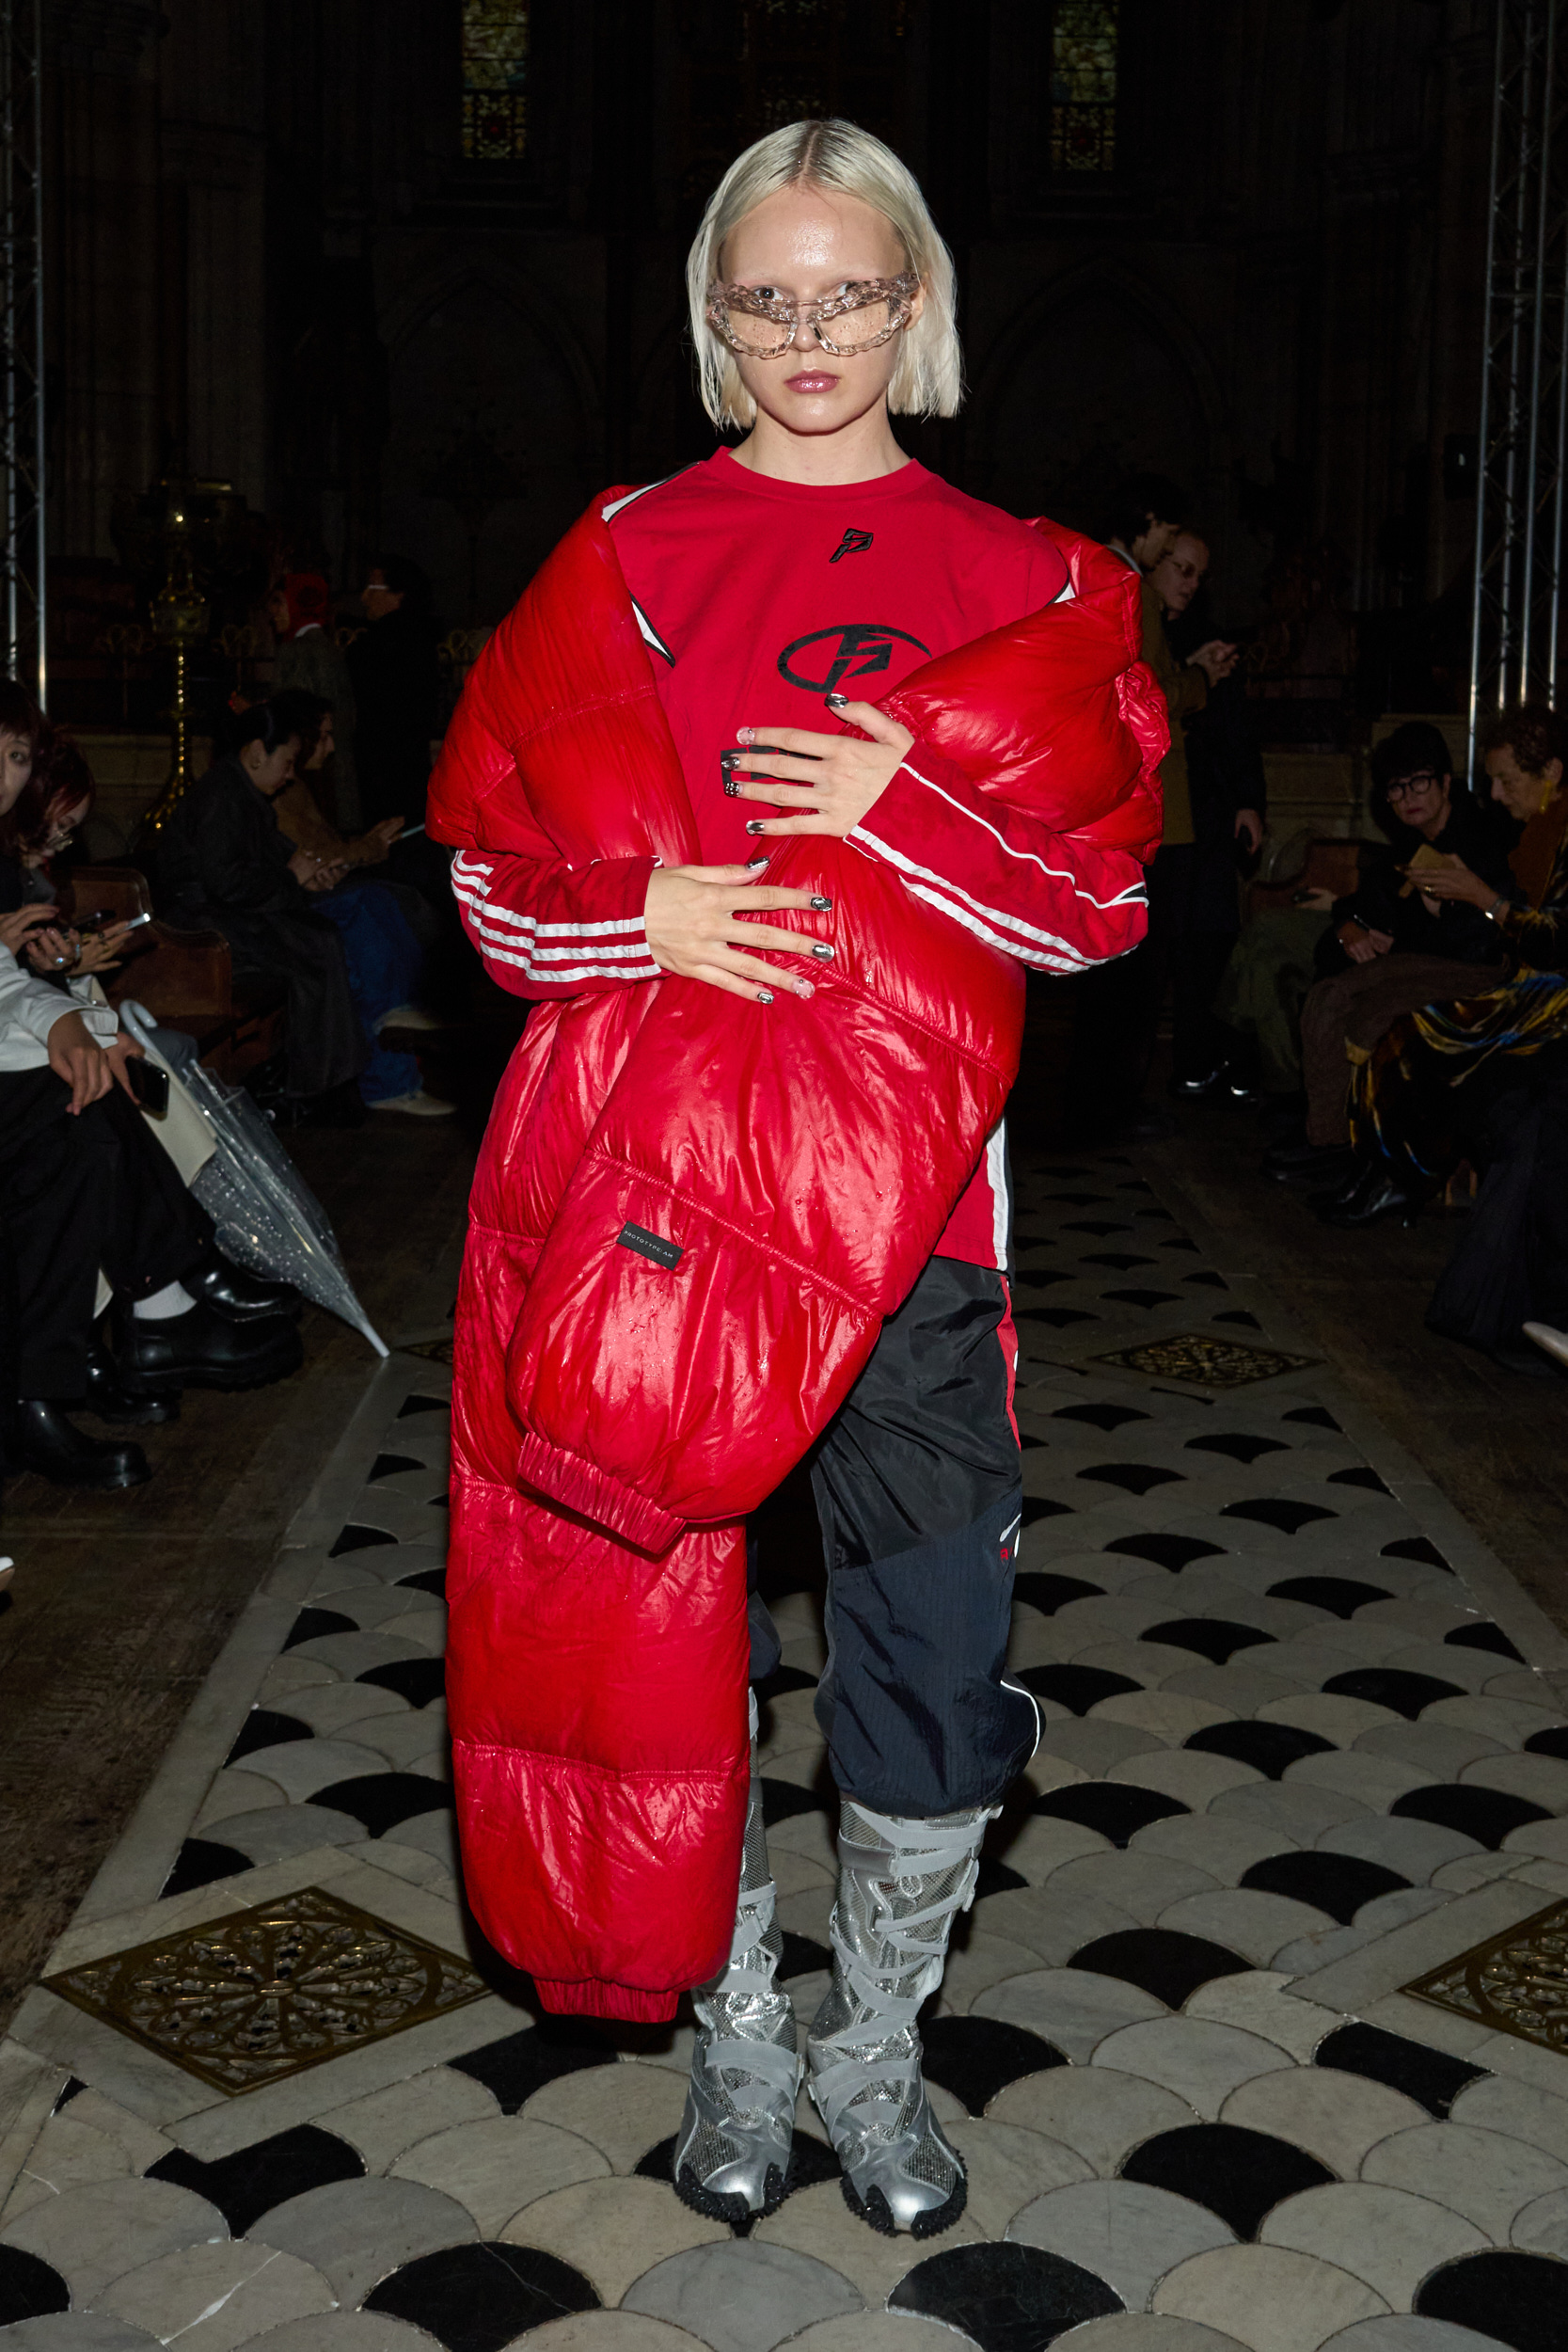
[1263,720,1516,1192]
[429,118,1162,2242]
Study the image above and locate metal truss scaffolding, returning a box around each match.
[0,0,42,706]
[1469,0,1568,772]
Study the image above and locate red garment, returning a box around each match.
[606,453,1069,1266]
[281,572,332,635]
[430,484,1164,2017]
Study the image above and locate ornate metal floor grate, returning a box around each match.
[43,1884,487,2095]
[1088,1332,1322,1390]
[1402,1898,1568,2055]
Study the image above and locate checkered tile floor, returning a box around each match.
[4,1147,1568,2352]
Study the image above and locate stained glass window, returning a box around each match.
[1050,1,1117,175]
[463,1,529,162]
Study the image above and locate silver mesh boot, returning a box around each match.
[806,1801,996,2237]
[673,1693,801,2223]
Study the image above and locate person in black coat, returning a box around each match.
[347,555,442,829]
[1160,533,1267,1096]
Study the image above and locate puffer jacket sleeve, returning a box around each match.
[449,838,661,1000]
[436,606,664,1000]
[847,741,1150,975]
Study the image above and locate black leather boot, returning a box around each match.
[6,1400,150,1489]
[185,1251,303,1325]
[83,1340,180,1425]
[114,1298,304,1395]
[1264,1142,1357,1188]
[1314,1162,1421,1228]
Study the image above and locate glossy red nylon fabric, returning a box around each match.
[428,490,1165,2017]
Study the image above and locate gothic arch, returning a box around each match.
[968,258,1231,533]
[376,261,601,623]
[378,258,602,432]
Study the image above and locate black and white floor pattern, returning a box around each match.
[4,1147,1568,2352]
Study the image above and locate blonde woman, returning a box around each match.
[430,119,1161,2240]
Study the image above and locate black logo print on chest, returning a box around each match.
[830,528,875,563]
[776,622,931,694]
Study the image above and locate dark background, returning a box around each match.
[42,0,1490,728]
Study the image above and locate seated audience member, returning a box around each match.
[155,702,450,1119]
[1267,722,1516,1187]
[1156,532,1266,1098]
[269,571,360,829]
[0,754,300,1489]
[270,689,441,959]
[270,689,452,1106]
[1321,702,1568,1229]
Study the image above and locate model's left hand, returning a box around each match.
[1403,856,1495,908]
[728,699,914,839]
[1234,808,1263,854]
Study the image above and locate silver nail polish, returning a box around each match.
[809,895,833,911]
[811,942,833,959]
[756,988,774,1005]
[745,820,765,835]
[747,857,770,869]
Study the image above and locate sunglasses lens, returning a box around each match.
[820,295,898,352]
[720,303,792,358]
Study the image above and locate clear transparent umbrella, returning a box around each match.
[119,1001,388,1358]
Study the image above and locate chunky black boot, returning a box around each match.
[6,1400,150,1489]
[114,1298,303,1395]
[185,1251,303,1325]
[1314,1162,1421,1229]
[82,1340,180,1425]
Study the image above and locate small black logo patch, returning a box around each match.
[830,527,874,563]
[617,1221,683,1271]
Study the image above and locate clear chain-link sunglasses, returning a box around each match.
[705,271,920,360]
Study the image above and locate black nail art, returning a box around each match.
[809,895,833,911]
[810,942,833,959]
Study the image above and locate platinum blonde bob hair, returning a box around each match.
[686,118,963,432]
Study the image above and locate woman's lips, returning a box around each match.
[785,371,840,394]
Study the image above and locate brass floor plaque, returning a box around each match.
[44,1884,487,2096]
[1089,1332,1322,1390]
[1402,1897,1568,2054]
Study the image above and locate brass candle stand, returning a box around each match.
[141,486,213,834]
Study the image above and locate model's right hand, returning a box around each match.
[644,862,829,1005]
[47,1009,114,1114]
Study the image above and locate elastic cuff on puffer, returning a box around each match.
[515,1428,683,1553]
[531,1975,681,2023]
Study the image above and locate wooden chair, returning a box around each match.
[1245,836,1369,922]
[59,863,286,1082]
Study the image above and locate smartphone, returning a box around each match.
[127,1057,170,1118]
[77,908,152,936]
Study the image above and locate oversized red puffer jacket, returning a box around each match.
[428,490,1165,2019]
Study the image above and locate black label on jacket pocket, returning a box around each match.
[617,1221,684,1271]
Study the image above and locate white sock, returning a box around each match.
[133,1279,196,1322]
